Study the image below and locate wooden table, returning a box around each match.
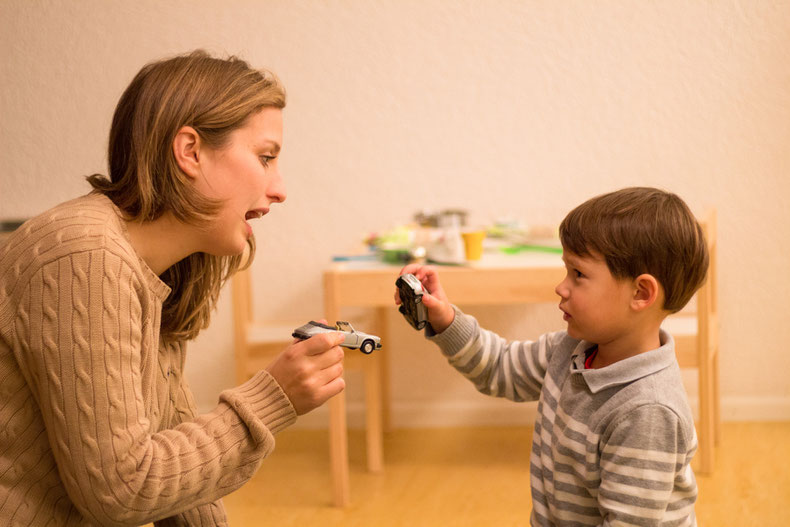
[322,250,566,506]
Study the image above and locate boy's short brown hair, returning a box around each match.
[559,187,709,313]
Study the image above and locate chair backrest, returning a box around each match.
[232,264,372,381]
[665,209,717,368]
[231,267,254,382]
[696,209,718,359]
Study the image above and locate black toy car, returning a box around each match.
[396,273,429,330]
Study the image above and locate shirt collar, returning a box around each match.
[569,329,676,394]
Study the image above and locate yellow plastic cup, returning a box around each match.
[461,230,486,261]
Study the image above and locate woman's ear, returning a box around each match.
[172,126,202,179]
[631,273,661,312]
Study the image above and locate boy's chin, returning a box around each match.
[565,325,585,340]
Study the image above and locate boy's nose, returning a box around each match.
[554,280,568,299]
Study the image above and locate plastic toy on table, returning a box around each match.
[292,320,382,354]
[395,273,429,330]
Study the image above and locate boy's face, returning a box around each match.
[555,250,636,344]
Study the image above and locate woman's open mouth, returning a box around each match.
[245,209,268,220]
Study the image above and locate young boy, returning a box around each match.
[397,187,707,526]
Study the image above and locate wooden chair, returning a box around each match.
[230,267,297,383]
[231,266,387,507]
[662,209,720,474]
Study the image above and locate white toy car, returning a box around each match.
[292,320,382,354]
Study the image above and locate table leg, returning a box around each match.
[329,390,350,506]
[364,350,384,472]
[377,306,392,432]
[324,273,350,506]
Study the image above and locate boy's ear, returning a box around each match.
[172,126,202,179]
[631,274,661,312]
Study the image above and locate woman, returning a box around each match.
[0,50,345,525]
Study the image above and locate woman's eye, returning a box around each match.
[259,155,275,167]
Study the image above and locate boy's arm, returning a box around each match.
[598,404,697,526]
[395,264,557,401]
[427,306,557,402]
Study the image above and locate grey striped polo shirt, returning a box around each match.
[427,307,697,526]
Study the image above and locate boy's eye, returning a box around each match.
[574,269,584,278]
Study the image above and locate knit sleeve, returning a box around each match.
[153,501,228,527]
[154,359,229,527]
[598,404,697,526]
[11,248,296,526]
[427,306,559,402]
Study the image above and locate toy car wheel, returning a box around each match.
[360,340,374,354]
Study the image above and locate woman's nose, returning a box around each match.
[267,170,287,203]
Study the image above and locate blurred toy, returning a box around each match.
[395,273,429,330]
[426,213,465,265]
[292,320,382,354]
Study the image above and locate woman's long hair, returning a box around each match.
[87,50,286,343]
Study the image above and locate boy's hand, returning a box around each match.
[395,264,455,334]
[265,328,345,415]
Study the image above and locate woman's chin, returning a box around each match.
[203,239,247,257]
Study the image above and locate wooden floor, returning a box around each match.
[223,422,790,526]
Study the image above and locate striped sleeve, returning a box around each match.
[428,307,555,402]
[599,404,697,526]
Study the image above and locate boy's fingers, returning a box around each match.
[415,265,437,282]
[424,292,451,313]
[399,263,421,276]
[422,292,440,307]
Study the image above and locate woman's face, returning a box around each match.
[195,107,286,255]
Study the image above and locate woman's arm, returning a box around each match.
[12,247,295,525]
[154,362,229,527]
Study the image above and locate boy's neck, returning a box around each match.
[590,321,663,369]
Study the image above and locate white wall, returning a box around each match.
[2,1,789,427]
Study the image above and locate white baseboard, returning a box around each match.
[287,396,790,430]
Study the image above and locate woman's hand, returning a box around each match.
[265,330,345,415]
[395,264,455,334]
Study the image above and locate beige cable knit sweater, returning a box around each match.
[0,193,297,526]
